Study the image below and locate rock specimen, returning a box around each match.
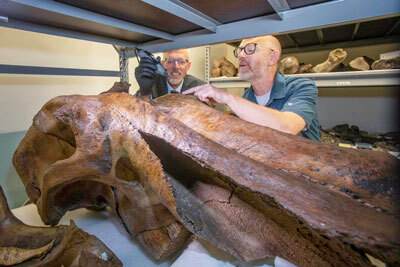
[312,48,347,73]
[371,56,400,70]
[349,56,375,71]
[13,93,400,266]
[0,186,122,266]
[211,57,237,77]
[278,56,299,74]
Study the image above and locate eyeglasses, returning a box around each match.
[163,58,189,66]
[233,43,273,58]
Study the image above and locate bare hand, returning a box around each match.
[183,84,230,105]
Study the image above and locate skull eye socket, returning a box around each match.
[53,179,113,214]
[115,157,139,183]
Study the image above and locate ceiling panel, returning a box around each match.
[0,1,157,43]
[323,24,354,44]
[180,0,274,24]
[0,0,398,52]
[290,30,319,47]
[287,0,331,9]
[56,0,201,34]
[355,17,399,40]
[276,35,297,49]
[391,19,400,35]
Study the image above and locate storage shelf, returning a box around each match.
[209,69,400,88]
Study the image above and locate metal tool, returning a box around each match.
[134,47,166,76]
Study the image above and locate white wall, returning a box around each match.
[0,27,119,133]
[0,27,206,133]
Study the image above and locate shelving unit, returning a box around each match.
[0,0,399,82]
[210,69,400,88]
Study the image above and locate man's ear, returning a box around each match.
[161,60,168,69]
[186,61,192,71]
[269,51,280,66]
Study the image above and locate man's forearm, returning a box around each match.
[227,95,305,134]
[182,84,306,134]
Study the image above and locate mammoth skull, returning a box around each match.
[13,93,400,265]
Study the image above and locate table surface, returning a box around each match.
[11,204,178,267]
[11,204,279,267]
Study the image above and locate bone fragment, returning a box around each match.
[312,48,347,73]
[0,239,54,266]
[349,56,375,71]
[296,63,313,73]
[278,56,299,74]
[211,57,237,77]
[371,56,400,70]
[0,186,122,266]
[211,67,221,78]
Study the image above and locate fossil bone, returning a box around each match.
[13,93,400,266]
[0,186,122,266]
[211,57,237,77]
[349,56,375,71]
[0,239,55,266]
[312,48,347,73]
[278,56,299,74]
[371,56,400,70]
[297,63,313,73]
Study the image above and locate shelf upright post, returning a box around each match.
[119,47,129,82]
[205,45,210,84]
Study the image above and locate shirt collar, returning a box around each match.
[167,80,184,93]
[268,72,286,101]
[248,72,286,105]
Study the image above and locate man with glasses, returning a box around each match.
[184,35,320,141]
[135,49,204,98]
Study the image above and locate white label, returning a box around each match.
[336,81,351,86]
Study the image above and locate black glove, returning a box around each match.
[135,57,158,95]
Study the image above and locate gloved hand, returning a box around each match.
[134,57,158,95]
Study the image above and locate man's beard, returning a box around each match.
[239,61,268,81]
[167,70,184,86]
[168,76,183,85]
[238,68,253,80]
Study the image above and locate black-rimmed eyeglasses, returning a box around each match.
[233,43,273,58]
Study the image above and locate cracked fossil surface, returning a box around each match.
[13,93,400,266]
[0,186,122,266]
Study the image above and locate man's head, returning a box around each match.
[162,49,191,88]
[235,35,281,82]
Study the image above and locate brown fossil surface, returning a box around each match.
[13,102,189,261]
[211,57,237,77]
[0,186,122,267]
[13,93,400,266]
[371,56,400,70]
[297,63,313,74]
[155,94,400,215]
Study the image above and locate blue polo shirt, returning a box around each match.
[242,73,321,141]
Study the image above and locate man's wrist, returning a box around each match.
[225,93,237,109]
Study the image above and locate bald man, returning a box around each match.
[135,49,204,98]
[184,35,320,141]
